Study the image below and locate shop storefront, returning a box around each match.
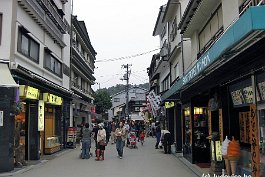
[43,93,63,154]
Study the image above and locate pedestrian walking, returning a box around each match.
[115,121,126,159]
[95,123,106,161]
[81,123,92,159]
[110,121,116,144]
[155,123,161,149]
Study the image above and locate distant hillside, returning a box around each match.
[98,83,149,96]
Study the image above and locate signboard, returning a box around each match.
[208,110,212,136]
[0,111,3,126]
[242,86,253,103]
[215,141,222,161]
[19,85,39,100]
[219,109,223,142]
[38,100,44,131]
[231,90,245,106]
[250,104,260,177]
[182,52,211,85]
[165,102,174,109]
[43,93,63,105]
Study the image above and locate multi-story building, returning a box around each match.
[0,0,72,172]
[110,86,148,121]
[70,15,96,135]
[148,0,190,150]
[161,0,265,176]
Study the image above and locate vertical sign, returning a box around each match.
[239,112,245,142]
[38,100,44,131]
[250,104,260,177]
[208,110,212,136]
[215,140,222,161]
[219,109,223,142]
[0,111,3,126]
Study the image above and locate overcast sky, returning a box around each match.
[73,0,167,90]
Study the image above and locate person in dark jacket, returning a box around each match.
[161,130,173,154]
[81,123,92,159]
[155,124,161,149]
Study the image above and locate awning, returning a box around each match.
[161,6,265,101]
[0,63,18,87]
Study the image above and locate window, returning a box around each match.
[162,75,170,92]
[17,27,40,63]
[198,5,223,52]
[0,13,2,45]
[114,98,120,102]
[44,51,62,77]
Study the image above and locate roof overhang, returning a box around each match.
[162,0,180,23]
[162,6,265,101]
[153,5,167,36]
[0,63,19,87]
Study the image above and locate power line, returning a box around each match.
[95,48,160,62]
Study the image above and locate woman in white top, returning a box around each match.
[95,123,106,161]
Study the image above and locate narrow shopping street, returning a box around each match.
[6,137,196,177]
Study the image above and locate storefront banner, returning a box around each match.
[38,100,44,131]
[165,102,174,109]
[19,85,40,100]
[250,104,260,177]
[0,111,3,127]
[215,141,222,161]
[43,93,63,105]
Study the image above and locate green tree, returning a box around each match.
[94,90,112,114]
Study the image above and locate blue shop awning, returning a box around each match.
[162,6,265,101]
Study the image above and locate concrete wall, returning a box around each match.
[0,0,13,61]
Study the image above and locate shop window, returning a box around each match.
[0,13,2,45]
[44,51,62,77]
[17,27,40,63]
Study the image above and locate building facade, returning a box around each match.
[70,15,96,137]
[160,0,265,176]
[110,86,148,121]
[0,0,72,172]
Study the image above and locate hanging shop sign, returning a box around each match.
[43,93,63,105]
[250,104,260,177]
[19,85,40,100]
[38,100,44,131]
[215,141,222,161]
[219,109,223,142]
[165,102,174,109]
[0,111,3,127]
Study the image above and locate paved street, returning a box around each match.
[6,137,197,177]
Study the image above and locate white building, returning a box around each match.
[109,86,148,120]
[0,0,72,172]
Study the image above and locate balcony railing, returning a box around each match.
[239,0,265,15]
[18,0,66,47]
[37,0,67,33]
[71,81,93,97]
[72,42,94,71]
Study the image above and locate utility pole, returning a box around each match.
[121,64,131,120]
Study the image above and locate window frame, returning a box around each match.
[114,98,120,103]
[17,27,40,63]
[44,50,63,78]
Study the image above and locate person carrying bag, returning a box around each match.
[95,123,106,161]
